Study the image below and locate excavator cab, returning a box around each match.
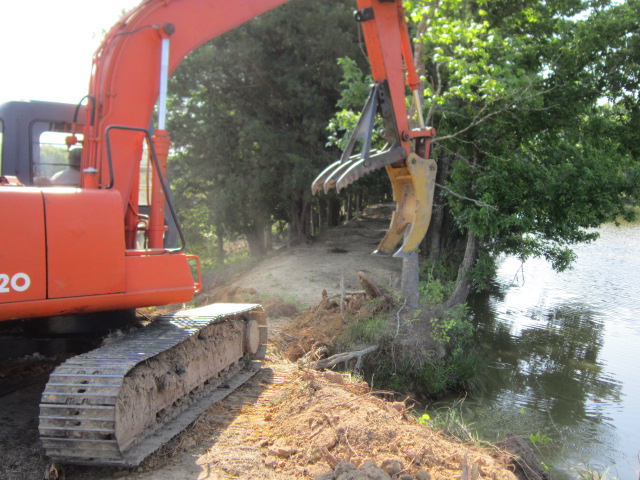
[0,101,83,186]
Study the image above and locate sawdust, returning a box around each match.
[260,369,518,480]
[57,362,518,480]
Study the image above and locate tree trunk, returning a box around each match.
[290,191,311,245]
[444,232,478,309]
[244,218,267,258]
[215,219,225,263]
[401,249,420,310]
[264,222,273,252]
[216,234,225,264]
[401,223,420,309]
[327,196,341,227]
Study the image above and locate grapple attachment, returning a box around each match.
[311,83,407,196]
[373,153,437,257]
[311,81,437,257]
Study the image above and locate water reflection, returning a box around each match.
[474,298,622,418]
[459,224,640,479]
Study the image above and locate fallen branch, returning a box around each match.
[311,345,378,370]
[299,345,330,367]
[326,290,366,300]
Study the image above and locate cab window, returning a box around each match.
[30,121,83,186]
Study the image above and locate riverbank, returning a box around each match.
[466,221,640,480]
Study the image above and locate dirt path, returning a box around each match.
[60,362,302,480]
[58,360,518,480]
[203,204,403,308]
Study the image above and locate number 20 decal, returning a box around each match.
[0,273,31,293]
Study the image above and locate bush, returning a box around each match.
[360,338,486,398]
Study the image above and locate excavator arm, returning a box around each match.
[1,0,433,323]
[312,0,437,257]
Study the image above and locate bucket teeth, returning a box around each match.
[311,159,351,195]
[372,154,437,257]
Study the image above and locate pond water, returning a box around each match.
[464,222,640,480]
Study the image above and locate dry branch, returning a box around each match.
[311,346,378,370]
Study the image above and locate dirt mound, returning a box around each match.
[277,287,390,363]
[204,285,301,319]
[259,369,518,480]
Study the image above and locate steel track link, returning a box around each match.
[38,303,267,467]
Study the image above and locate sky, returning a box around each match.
[0,1,141,106]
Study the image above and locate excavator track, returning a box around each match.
[38,303,267,467]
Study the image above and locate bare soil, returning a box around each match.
[0,205,520,480]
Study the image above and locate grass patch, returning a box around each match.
[340,315,393,347]
[417,399,479,444]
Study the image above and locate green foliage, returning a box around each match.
[167,0,362,257]
[418,401,479,444]
[429,304,473,346]
[418,413,431,426]
[326,57,374,151]
[417,345,485,395]
[419,277,451,305]
[418,259,456,304]
[417,358,453,393]
[411,0,640,300]
[405,0,640,278]
[574,464,616,480]
[529,431,552,446]
[362,336,485,397]
[467,251,496,292]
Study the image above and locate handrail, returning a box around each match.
[104,125,187,253]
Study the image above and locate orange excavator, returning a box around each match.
[0,0,436,467]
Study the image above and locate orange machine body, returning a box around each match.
[0,187,194,320]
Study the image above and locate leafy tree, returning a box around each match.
[167,0,364,258]
[328,0,639,307]
[408,0,639,305]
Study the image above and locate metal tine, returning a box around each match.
[322,159,359,193]
[311,159,342,195]
[338,84,379,163]
[311,83,381,195]
[334,146,406,192]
